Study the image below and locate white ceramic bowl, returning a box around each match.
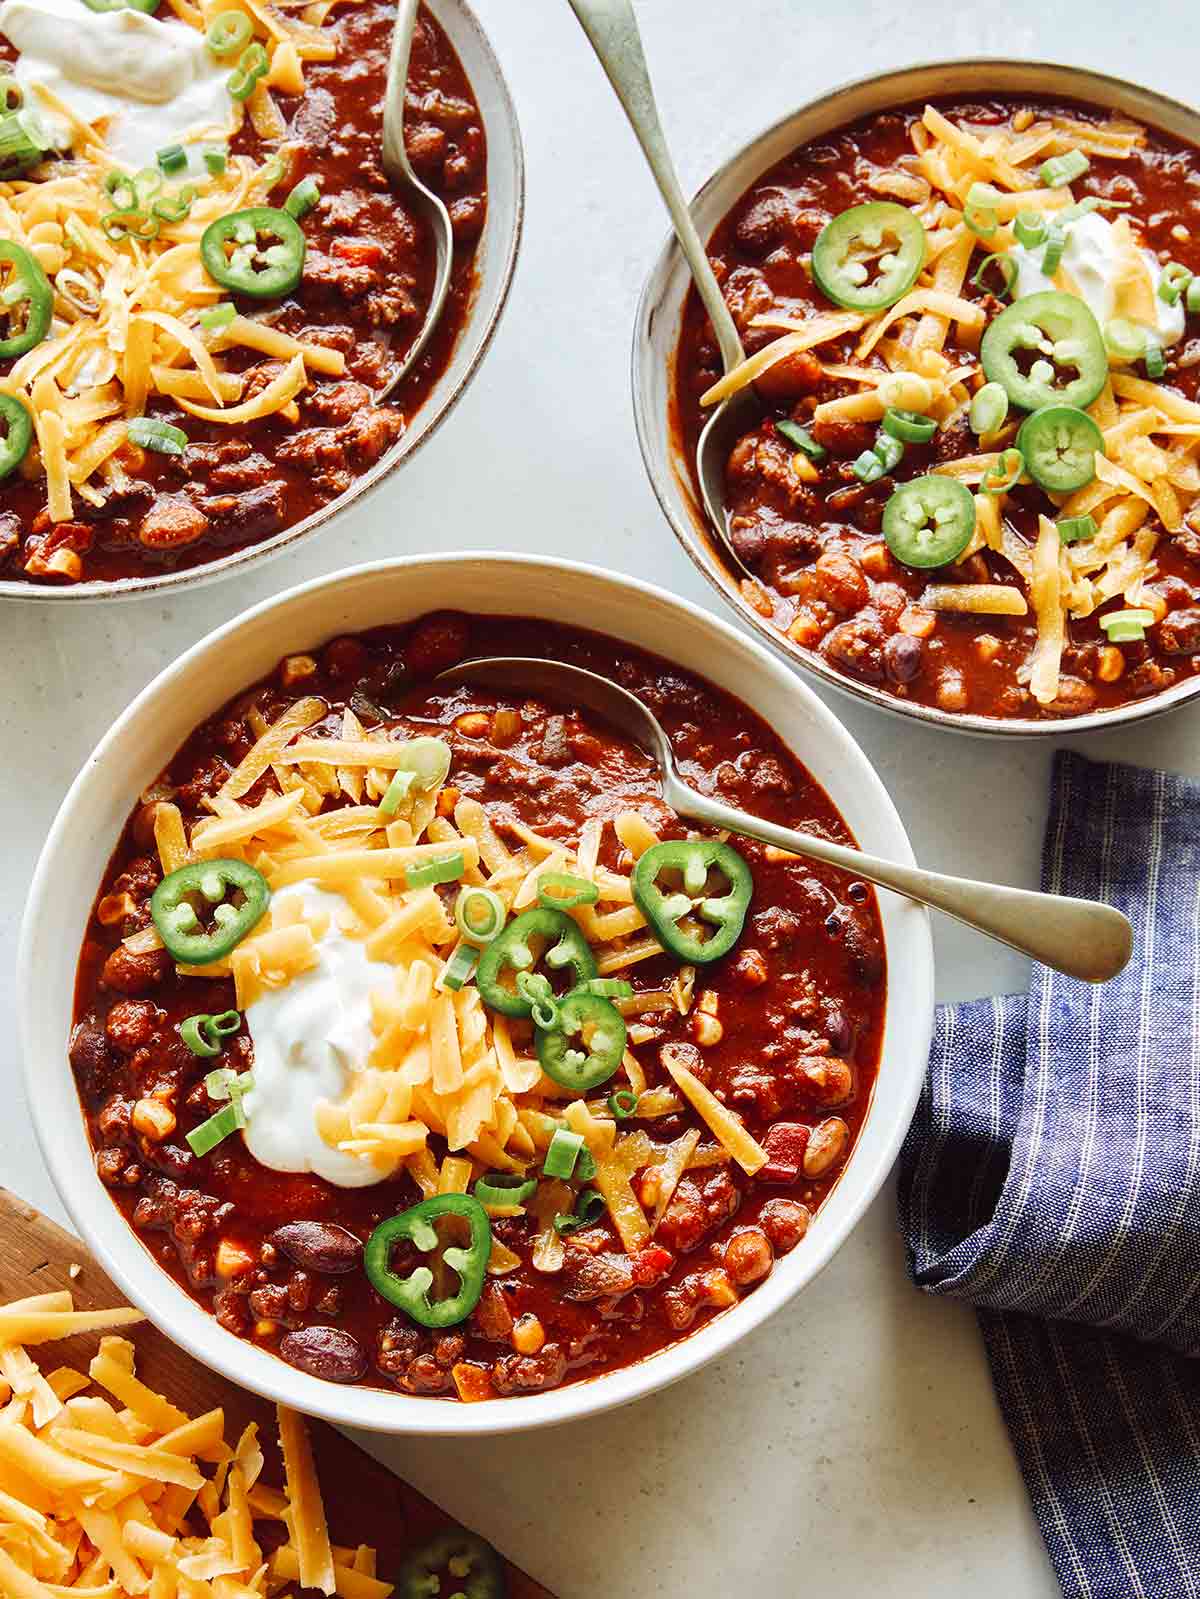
[3,0,524,604]
[634,59,1200,737]
[20,554,933,1435]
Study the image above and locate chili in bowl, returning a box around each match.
[0,0,522,596]
[635,61,1200,733]
[21,554,933,1435]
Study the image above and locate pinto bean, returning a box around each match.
[100,945,170,995]
[106,1000,157,1054]
[803,1116,850,1178]
[269,1221,363,1275]
[279,1327,368,1384]
[760,1198,811,1253]
[724,1227,774,1286]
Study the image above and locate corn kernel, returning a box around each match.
[132,1099,175,1141]
[280,654,318,689]
[511,1314,545,1355]
[693,1012,724,1048]
[1097,645,1125,683]
[454,712,490,739]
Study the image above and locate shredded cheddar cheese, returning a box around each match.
[0,1290,390,1596]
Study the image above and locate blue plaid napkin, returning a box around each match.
[898,750,1200,1599]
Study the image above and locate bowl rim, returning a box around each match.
[19,550,934,1436]
[0,0,526,606]
[632,56,1200,738]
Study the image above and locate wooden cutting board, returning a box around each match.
[0,1187,554,1599]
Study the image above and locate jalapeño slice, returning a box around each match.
[980,290,1107,412]
[536,989,627,1094]
[200,206,306,298]
[395,1532,506,1599]
[811,202,927,312]
[632,838,752,965]
[364,1194,491,1329]
[474,907,598,1018]
[0,238,51,359]
[882,476,977,569]
[0,392,32,478]
[1016,404,1105,493]
[150,859,270,965]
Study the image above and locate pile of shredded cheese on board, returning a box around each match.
[0,1288,388,1596]
[0,0,353,580]
[120,694,766,1282]
[709,104,1200,707]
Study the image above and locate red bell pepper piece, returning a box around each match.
[761,1121,810,1183]
[632,1245,674,1287]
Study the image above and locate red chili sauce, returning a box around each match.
[673,97,1200,719]
[71,613,885,1400]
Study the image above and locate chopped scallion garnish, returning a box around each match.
[405,851,465,889]
[200,301,237,331]
[543,1128,585,1180]
[1040,150,1089,188]
[128,416,188,455]
[443,942,479,991]
[157,143,187,176]
[1058,514,1097,545]
[284,175,320,219]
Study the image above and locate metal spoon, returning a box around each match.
[437,655,1133,983]
[378,0,455,399]
[567,0,755,576]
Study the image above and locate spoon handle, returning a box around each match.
[669,782,1132,984]
[566,0,744,374]
[382,0,419,178]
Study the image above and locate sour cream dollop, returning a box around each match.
[0,0,232,169]
[241,883,400,1190]
[1006,209,1185,346]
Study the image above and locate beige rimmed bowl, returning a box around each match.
[19,552,933,1435]
[633,59,1200,737]
[2,0,524,603]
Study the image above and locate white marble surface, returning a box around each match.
[6,1,1200,1593]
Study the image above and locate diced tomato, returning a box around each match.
[332,238,384,266]
[761,1121,810,1183]
[632,1245,674,1287]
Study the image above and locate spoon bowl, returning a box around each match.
[378,0,456,400]
[438,653,1133,984]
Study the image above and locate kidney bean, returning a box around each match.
[760,1198,811,1253]
[884,632,924,685]
[724,1227,774,1286]
[279,1326,368,1384]
[269,1220,363,1275]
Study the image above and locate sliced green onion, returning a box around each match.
[1041,150,1089,188]
[963,181,1002,238]
[577,1148,597,1183]
[1041,224,1066,276]
[852,448,886,484]
[203,146,228,176]
[181,1015,221,1057]
[969,381,1009,437]
[971,251,1018,300]
[775,419,826,461]
[1159,262,1192,305]
[0,108,46,176]
[103,170,139,214]
[255,149,290,191]
[157,143,187,176]
[537,872,599,911]
[515,971,558,1032]
[200,301,237,331]
[873,430,904,473]
[983,447,1024,496]
[608,1089,639,1119]
[454,886,506,945]
[0,78,23,114]
[443,942,478,992]
[474,1173,536,1208]
[151,185,196,224]
[205,1061,252,1102]
[1058,514,1098,545]
[284,175,320,219]
[15,107,50,152]
[1104,317,1146,364]
[102,211,160,243]
[543,1128,584,1180]
[882,408,937,444]
[207,10,252,57]
[582,979,634,999]
[1013,210,1047,249]
[128,417,188,456]
[1188,277,1200,316]
[405,851,464,889]
[378,767,415,816]
[186,1103,242,1157]
[1145,343,1166,379]
[228,42,268,101]
[554,1189,606,1235]
[1100,607,1156,643]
